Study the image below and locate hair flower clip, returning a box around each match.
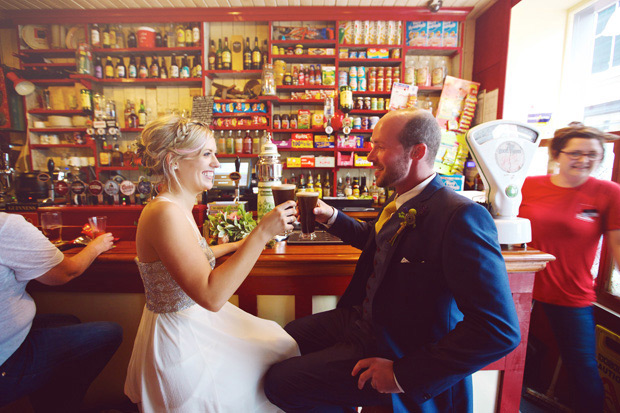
[389,208,417,245]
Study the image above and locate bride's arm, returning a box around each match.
[141,201,294,312]
[210,239,244,258]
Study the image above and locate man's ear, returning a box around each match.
[410,143,427,161]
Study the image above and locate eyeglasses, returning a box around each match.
[559,151,603,161]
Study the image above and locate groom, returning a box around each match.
[264,109,521,412]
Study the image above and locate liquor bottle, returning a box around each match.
[216,130,226,153]
[127,30,137,48]
[115,57,126,78]
[361,175,368,197]
[315,173,323,198]
[307,172,314,193]
[243,37,252,70]
[170,53,179,78]
[123,142,134,166]
[94,55,103,79]
[176,23,186,47]
[138,99,147,127]
[192,55,202,78]
[243,130,252,154]
[216,39,223,70]
[290,172,297,189]
[102,25,110,48]
[180,54,190,79]
[234,130,243,154]
[344,173,353,197]
[129,102,139,128]
[128,54,137,78]
[369,177,379,206]
[315,64,322,85]
[226,130,234,154]
[155,30,163,48]
[339,85,353,113]
[262,40,269,68]
[116,24,125,48]
[111,142,123,167]
[192,22,201,46]
[109,24,117,48]
[252,131,261,154]
[185,25,193,47]
[323,173,331,197]
[124,100,132,127]
[251,36,261,70]
[299,173,306,191]
[352,177,360,198]
[222,37,232,70]
[99,137,111,166]
[166,24,176,47]
[160,62,168,79]
[91,23,101,47]
[138,55,149,79]
[336,176,344,197]
[208,40,217,69]
[104,56,114,78]
[150,55,160,78]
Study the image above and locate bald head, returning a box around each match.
[382,109,441,167]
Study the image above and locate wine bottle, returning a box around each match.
[216,39,223,70]
[243,37,252,70]
[251,36,261,70]
[170,53,179,78]
[208,40,217,69]
[222,37,232,70]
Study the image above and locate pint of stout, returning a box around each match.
[271,184,296,206]
[297,191,319,240]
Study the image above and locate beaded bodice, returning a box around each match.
[136,238,216,313]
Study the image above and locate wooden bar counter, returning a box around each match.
[28,238,553,413]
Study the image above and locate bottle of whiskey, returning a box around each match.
[104,56,114,78]
[243,37,252,70]
[323,173,331,198]
[222,37,232,70]
[208,40,217,69]
[138,99,147,127]
[315,173,322,198]
[251,36,261,70]
[216,39,223,70]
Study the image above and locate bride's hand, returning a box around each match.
[259,200,296,237]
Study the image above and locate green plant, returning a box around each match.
[205,204,257,245]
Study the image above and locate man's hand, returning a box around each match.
[352,357,400,393]
[312,199,336,224]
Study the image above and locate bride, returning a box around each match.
[124,116,299,412]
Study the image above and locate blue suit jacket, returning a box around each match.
[328,176,520,412]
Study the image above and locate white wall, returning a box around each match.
[504,0,585,140]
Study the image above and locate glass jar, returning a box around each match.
[281,114,290,129]
[273,114,281,129]
[290,114,298,129]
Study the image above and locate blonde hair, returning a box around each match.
[138,115,213,190]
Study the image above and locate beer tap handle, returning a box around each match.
[233,156,241,204]
[43,158,55,203]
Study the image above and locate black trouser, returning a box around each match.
[264,307,391,413]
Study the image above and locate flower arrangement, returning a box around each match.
[205,203,257,245]
[389,208,417,245]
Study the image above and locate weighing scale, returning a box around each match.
[466,120,541,245]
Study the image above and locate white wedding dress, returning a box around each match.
[125,199,299,412]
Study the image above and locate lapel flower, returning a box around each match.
[389,208,417,245]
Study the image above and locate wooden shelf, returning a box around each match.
[19,48,78,55]
[23,62,76,68]
[213,112,266,117]
[336,147,372,152]
[211,126,268,130]
[277,85,336,91]
[29,78,80,85]
[338,43,402,48]
[271,128,323,133]
[271,54,336,62]
[338,58,401,66]
[403,46,460,57]
[31,144,94,149]
[349,109,388,115]
[92,46,201,55]
[351,91,391,96]
[97,166,140,171]
[278,147,335,152]
[271,39,336,46]
[30,128,88,132]
[120,128,144,132]
[274,99,324,104]
[29,109,89,115]
[205,70,262,79]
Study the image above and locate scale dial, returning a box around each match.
[495,141,525,173]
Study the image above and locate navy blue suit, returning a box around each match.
[265,176,520,412]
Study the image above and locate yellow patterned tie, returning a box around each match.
[375,199,398,234]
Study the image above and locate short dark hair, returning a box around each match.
[549,122,614,160]
[397,109,441,166]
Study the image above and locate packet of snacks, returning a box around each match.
[389,82,418,111]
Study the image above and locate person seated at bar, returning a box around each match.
[520,123,620,413]
[0,212,122,412]
[264,109,521,412]
[124,116,299,412]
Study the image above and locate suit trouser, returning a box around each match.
[264,306,391,413]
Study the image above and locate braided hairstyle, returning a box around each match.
[137,115,213,190]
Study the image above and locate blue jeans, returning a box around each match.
[0,313,122,412]
[540,302,604,413]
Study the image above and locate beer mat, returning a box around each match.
[286,231,343,245]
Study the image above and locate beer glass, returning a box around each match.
[88,216,107,238]
[41,212,62,244]
[271,184,296,235]
[296,191,319,240]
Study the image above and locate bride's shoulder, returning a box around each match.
[140,200,184,228]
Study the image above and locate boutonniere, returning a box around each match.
[389,208,417,245]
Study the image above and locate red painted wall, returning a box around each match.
[472,0,514,119]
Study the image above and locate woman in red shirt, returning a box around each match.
[520,123,620,413]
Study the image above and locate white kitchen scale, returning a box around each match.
[466,120,541,245]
